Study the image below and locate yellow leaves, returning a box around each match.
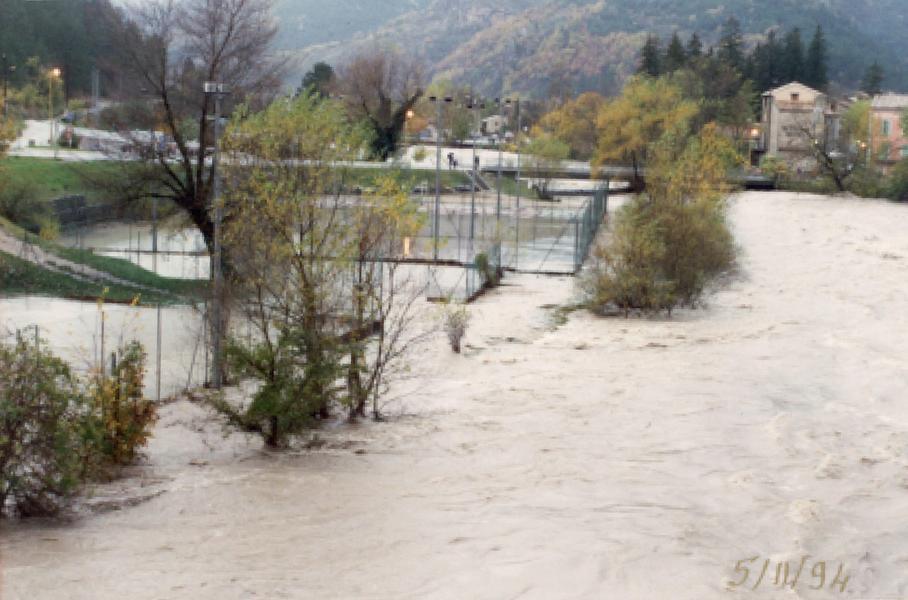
[87,341,156,466]
[0,116,16,156]
[537,92,606,159]
[648,123,743,206]
[593,76,698,168]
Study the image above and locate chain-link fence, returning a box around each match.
[0,302,209,401]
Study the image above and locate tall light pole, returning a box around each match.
[204,81,230,389]
[467,97,485,255]
[48,68,61,158]
[513,99,522,269]
[428,95,452,261]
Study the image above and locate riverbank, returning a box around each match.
[3,191,908,599]
[0,218,206,305]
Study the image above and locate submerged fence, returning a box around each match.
[47,181,612,304]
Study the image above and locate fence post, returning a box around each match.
[156,303,162,403]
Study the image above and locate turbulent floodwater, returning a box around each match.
[4,191,908,599]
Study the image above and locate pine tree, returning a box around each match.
[781,28,805,84]
[639,35,662,77]
[805,25,828,89]
[718,17,745,73]
[687,33,703,59]
[664,32,687,73]
[862,62,885,96]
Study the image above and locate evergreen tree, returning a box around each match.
[862,62,885,95]
[664,32,687,73]
[750,31,783,93]
[298,62,335,99]
[805,25,829,89]
[639,35,662,77]
[781,28,805,84]
[687,33,703,59]
[718,17,745,73]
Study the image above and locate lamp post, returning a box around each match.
[427,95,453,261]
[467,97,485,255]
[48,68,61,158]
[494,97,519,267]
[203,81,230,389]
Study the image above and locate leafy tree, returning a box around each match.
[862,62,885,95]
[805,25,829,89]
[0,334,85,517]
[887,158,908,202]
[639,35,662,77]
[583,124,738,316]
[214,94,426,446]
[523,131,570,198]
[594,77,698,190]
[298,61,335,99]
[536,91,606,159]
[663,32,687,73]
[83,341,157,467]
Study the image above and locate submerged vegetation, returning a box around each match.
[0,333,155,518]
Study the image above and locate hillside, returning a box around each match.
[278,0,908,97]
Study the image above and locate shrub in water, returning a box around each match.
[0,335,86,517]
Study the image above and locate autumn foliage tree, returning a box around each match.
[583,124,738,315]
[593,77,698,190]
[212,95,428,447]
[536,91,605,160]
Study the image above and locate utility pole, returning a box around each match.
[429,95,452,261]
[48,68,61,158]
[495,98,503,230]
[514,99,522,270]
[150,125,159,274]
[468,97,484,256]
[204,81,230,389]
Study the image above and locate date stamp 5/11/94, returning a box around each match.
[728,556,850,594]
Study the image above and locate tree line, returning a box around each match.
[0,0,127,99]
[640,19,829,94]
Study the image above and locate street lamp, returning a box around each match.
[427,95,453,261]
[48,67,61,158]
[494,97,519,267]
[203,81,230,389]
[466,97,485,255]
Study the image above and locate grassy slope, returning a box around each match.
[0,217,206,304]
[0,250,187,305]
[0,156,124,201]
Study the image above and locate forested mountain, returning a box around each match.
[0,0,125,98]
[278,0,908,97]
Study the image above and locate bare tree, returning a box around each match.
[335,48,424,160]
[110,0,284,253]
[790,117,855,192]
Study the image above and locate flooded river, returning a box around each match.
[5,192,908,598]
